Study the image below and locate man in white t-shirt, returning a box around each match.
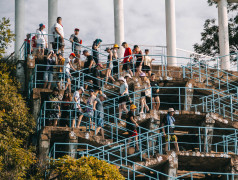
[72,87,84,128]
[64,53,76,93]
[35,23,47,55]
[53,17,64,54]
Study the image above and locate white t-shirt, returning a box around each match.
[73,91,81,109]
[120,82,128,95]
[54,23,64,38]
[144,55,152,66]
[36,29,46,44]
[64,58,71,73]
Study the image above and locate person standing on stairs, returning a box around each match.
[92,39,102,64]
[86,89,96,129]
[139,72,150,114]
[133,45,144,77]
[142,49,154,77]
[161,108,179,152]
[118,77,129,125]
[61,90,72,127]
[105,47,115,84]
[48,87,61,127]
[56,53,65,90]
[35,23,47,55]
[121,42,133,77]
[72,87,84,128]
[150,73,160,111]
[83,50,95,90]
[43,50,57,89]
[54,17,65,54]
[126,104,139,152]
[92,63,103,90]
[69,28,82,60]
[64,53,76,93]
[93,94,107,139]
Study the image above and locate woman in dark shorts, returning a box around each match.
[133,45,143,77]
[150,73,160,110]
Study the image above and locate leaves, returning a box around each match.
[0,17,14,59]
[45,156,125,180]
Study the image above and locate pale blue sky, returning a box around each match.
[0,0,226,54]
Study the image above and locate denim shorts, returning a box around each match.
[96,117,104,127]
[37,44,45,48]
[44,71,53,82]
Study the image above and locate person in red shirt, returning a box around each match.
[121,42,133,77]
[31,36,37,53]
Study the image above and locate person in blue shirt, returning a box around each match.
[161,108,179,152]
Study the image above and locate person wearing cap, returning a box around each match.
[133,45,144,77]
[112,44,120,75]
[83,50,95,89]
[161,108,179,152]
[64,53,77,93]
[86,89,96,128]
[139,72,151,114]
[126,104,139,151]
[118,77,129,122]
[150,73,160,111]
[35,23,47,55]
[54,17,65,54]
[72,87,84,128]
[69,28,82,59]
[121,42,133,77]
[43,50,57,89]
[105,47,115,84]
[92,39,102,64]
[93,94,107,139]
[92,63,103,90]
[48,87,61,127]
[142,49,155,77]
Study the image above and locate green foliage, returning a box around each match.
[0,17,14,59]
[194,1,238,57]
[46,156,125,180]
[0,62,36,179]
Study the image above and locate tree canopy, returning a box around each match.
[194,0,238,58]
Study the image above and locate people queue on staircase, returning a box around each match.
[27,16,179,151]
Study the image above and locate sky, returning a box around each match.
[0,0,225,55]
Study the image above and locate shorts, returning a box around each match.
[74,109,83,118]
[87,111,94,118]
[142,65,151,72]
[152,93,159,98]
[73,47,81,55]
[53,37,65,50]
[118,95,130,104]
[49,110,60,120]
[165,134,177,142]
[128,130,138,137]
[136,61,142,68]
[107,62,113,70]
[37,44,45,48]
[141,92,146,97]
[65,72,70,80]
[122,63,131,71]
[44,71,53,82]
[96,117,104,127]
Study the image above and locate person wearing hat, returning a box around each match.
[72,87,85,128]
[150,73,160,111]
[142,49,155,77]
[83,50,95,90]
[43,50,57,89]
[36,23,47,55]
[126,104,139,151]
[93,94,107,139]
[139,72,151,114]
[161,108,179,152]
[105,47,115,84]
[133,45,144,77]
[64,53,77,93]
[48,87,61,127]
[121,42,133,77]
[111,44,120,75]
[118,77,129,123]
[92,39,102,64]
[69,28,82,59]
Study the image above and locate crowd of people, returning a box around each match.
[27,16,179,151]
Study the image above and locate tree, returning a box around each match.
[0,62,36,179]
[0,17,14,59]
[194,1,238,59]
[44,156,125,180]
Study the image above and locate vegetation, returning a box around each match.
[0,17,14,59]
[45,156,125,180]
[194,0,238,58]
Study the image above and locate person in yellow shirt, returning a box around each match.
[57,53,65,90]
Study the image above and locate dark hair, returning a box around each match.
[83,50,88,54]
[134,45,139,49]
[122,42,127,45]
[145,49,149,52]
[57,17,62,22]
[53,87,59,92]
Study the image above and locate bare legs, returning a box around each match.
[95,127,104,139]
[165,141,179,152]
[105,69,115,84]
[140,97,149,113]
[152,96,160,111]
[119,102,128,121]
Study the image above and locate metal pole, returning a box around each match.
[48,0,58,50]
